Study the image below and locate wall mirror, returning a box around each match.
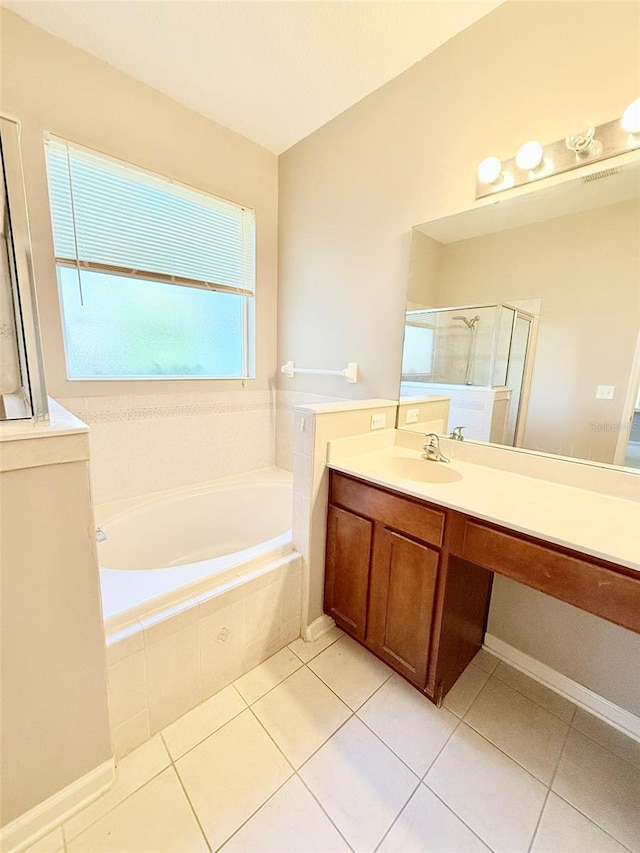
[398,156,640,470]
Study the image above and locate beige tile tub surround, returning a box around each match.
[276,389,347,472]
[0,404,112,844]
[105,553,303,759]
[290,400,398,632]
[56,390,277,503]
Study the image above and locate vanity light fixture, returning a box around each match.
[621,98,640,135]
[477,156,503,185]
[515,140,544,171]
[476,98,640,198]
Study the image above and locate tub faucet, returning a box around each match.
[422,433,450,463]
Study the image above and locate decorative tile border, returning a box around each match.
[88,400,274,424]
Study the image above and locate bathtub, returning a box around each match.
[97,467,293,632]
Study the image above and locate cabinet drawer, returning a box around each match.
[462,521,640,634]
[331,472,445,548]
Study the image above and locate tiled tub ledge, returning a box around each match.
[105,553,303,759]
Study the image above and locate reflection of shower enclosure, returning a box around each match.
[452,314,480,385]
[401,303,535,446]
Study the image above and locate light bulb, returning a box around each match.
[622,98,640,134]
[477,156,502,185]
[516,140,544,171]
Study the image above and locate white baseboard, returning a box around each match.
[303,614,336,642]
[484,634,640,742]
[1,758,115,853]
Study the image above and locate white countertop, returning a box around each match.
[0,398,87,441]
[327,442,640,573]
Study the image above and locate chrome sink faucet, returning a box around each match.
[449,425,465,441]
[422,433,450,463]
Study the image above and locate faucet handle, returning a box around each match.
[423,432,439,448]
[450,426,465,441]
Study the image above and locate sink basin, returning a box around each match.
[367,455,463,484]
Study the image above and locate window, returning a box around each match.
[44,138,255,379]
[401,324,434,378]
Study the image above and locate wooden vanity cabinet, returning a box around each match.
[325,469,640,705]
[367,528,439,688]
[324,471,493,702]
[324,506,372,641]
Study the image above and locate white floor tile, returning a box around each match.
[308,635,392,710]
[67,768,207,852]
[220,776,349,852]
[572,707,640,770]
[252,667,351,768]
[22,826,64,853]
[162,683,246,759]
[531,792,630,853]
[464,677,569,783]
[379,784,490,853]
[288,626,343,663]
[358,674,458,776]
[63,735,170,842]
[442,663,489,718]
[300,716,418,852]
[234,647,302,704]
[493,661,575,723]
[425,723,547,853]
[472,649,499,674]
[176,709,293,850]
[552,728,640,851]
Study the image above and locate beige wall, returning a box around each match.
[278,0,638,400]
[0,449,112,825]
[278,0,640,712]
[0,9,278,399]
[406,230,441,310]
[410,199,639,464]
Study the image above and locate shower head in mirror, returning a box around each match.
[452,315,480,329]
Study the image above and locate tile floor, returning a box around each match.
[29,630,640,853]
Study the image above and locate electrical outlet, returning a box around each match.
[596,385,615,400]
[370,413,386,430]
[406,408,419,424]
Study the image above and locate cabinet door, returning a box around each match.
[367,528,439,688]
[325,505,373,640]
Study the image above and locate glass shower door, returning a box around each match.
[504,314,532,446]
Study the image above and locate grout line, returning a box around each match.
[62,746,172,845]
[235,655,304,707]
[286,628,344,664]
[210,772,298,852]
[453,717,561,789]
[526,718,574,853]
[372,778,423,853]
[569,716,640,772]
[294,773,356,852]
[491,665,578,725]
[159,732,212,853]
[161,689,248,764]
[418,784,494,852]
[549,792,636,853]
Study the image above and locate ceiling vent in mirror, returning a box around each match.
[582,167,620,183]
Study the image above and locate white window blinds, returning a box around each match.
[44,137,256,296]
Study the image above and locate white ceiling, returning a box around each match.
[4,0,503,154]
